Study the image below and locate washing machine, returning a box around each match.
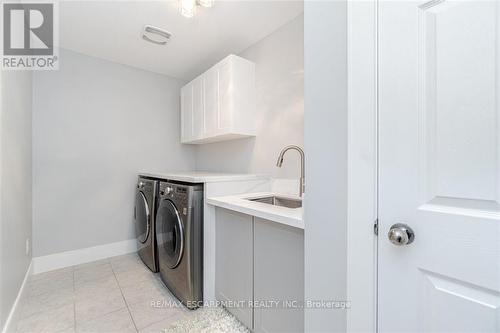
[155,181,203,309]
[135,176,158,272]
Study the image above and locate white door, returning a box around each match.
[379,1,500,332]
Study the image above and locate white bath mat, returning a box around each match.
[164,307,249,333]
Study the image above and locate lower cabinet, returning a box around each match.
[215,208,254,329]
[253,217,304,333]
[215,208,304,333]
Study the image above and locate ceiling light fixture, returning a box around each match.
[179,0,196,18]
[179,0,214,18]
[197,0,214,8]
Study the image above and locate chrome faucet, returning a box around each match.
[276,145,305,197]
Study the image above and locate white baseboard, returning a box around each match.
[2,261,33,333]
[32,239,137,274]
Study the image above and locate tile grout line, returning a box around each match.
[74,259,126,330]
[110,261,140,332]
[138,274,192,330]
[22,260,134,333]
[111,257,183,332]
[16,268,76,332]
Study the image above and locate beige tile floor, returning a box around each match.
[15,253,193,333]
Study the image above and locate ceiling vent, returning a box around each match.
[142,25,172,45]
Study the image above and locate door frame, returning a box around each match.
[346,0,378,332]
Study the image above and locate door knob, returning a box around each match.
[388,223,415,246]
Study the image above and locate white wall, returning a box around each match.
[32,49,196,257]
[304,1,348,332]
[195,14,304,180]
[0,70,33,328]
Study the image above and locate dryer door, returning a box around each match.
[156,199,184,269]
[135,191,150,244]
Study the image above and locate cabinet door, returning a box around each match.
[215,208,253,330]
[192,77,204,140]
[254,218,304,333]
[203,68,218,136]
[180,84,193,142]
[217,59,233,131]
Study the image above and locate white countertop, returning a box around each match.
[206,192,304,229]
[139,171,268,183]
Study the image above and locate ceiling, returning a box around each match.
[59,1,304,80]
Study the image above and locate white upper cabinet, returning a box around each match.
[180,84,193,142]
[180,55,256,144]
[192,77,204,141]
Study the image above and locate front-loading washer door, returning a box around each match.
[156,199,184,269]
[135,191,150,244]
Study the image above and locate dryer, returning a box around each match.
[135,176,158,272]
[155,181,203,309]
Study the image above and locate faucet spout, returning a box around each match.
[276,145,305,197]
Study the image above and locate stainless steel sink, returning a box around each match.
[247,196,302,209]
